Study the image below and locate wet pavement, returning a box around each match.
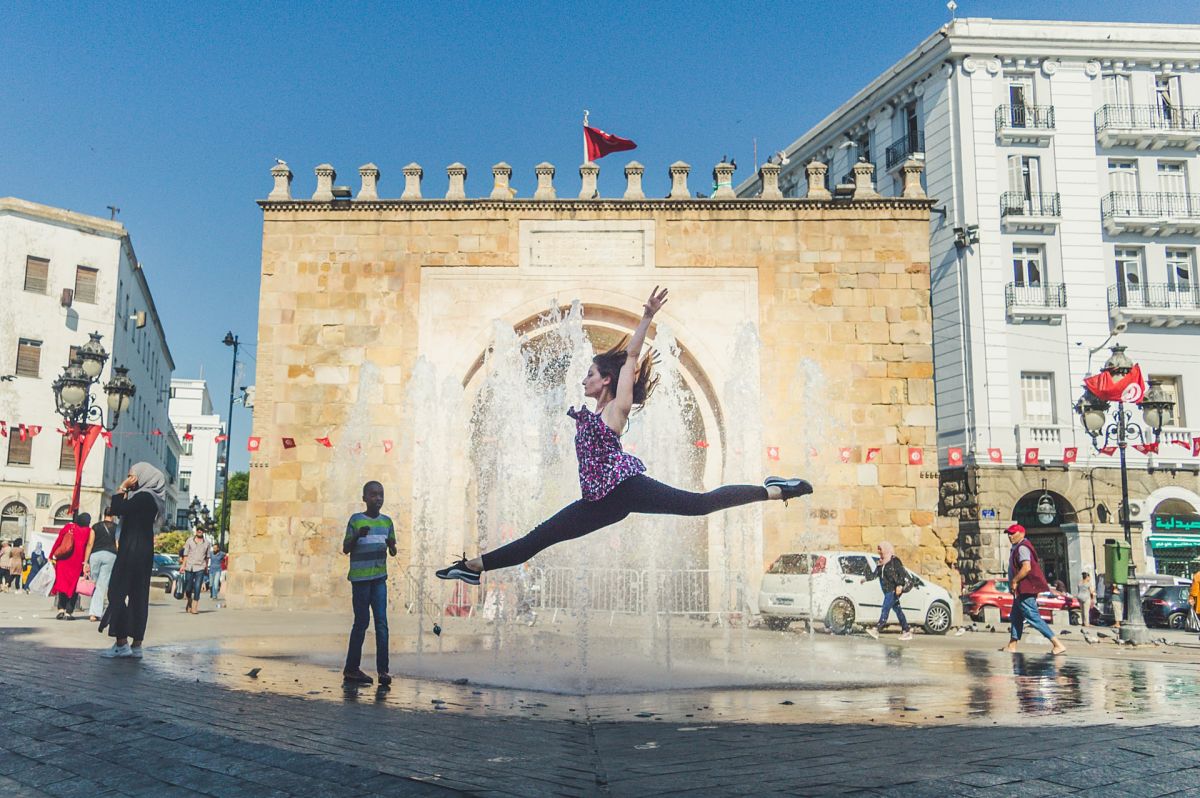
[2,591,1200,796]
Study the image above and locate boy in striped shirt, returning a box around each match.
[342,481,396,685]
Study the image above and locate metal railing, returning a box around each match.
[885,131,924,169]
[1095,104,1200,133]
[1001,191,1061,218]
[1101,191,1200,221]
[995,104,1056,130]
[1005,282,1067,309]
[1108,281,1200,310]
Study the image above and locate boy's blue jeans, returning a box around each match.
[346,577,389,674]
[1010,594,1056,642]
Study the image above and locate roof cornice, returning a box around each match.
[258,197,934,214]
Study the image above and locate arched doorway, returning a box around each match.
[1,501,27,538]
[1012,490,1076,588]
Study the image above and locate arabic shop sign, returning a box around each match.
[1153,513,1200,533]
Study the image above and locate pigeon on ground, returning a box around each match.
[246,668,262,678]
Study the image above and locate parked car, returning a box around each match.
[758,551,959,635]
[1141,585,1193,629]
[960,579,1082,624]
[152,553,180,591]
[1095,574,1189,626]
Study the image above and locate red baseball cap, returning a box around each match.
[1006,523,1025,535]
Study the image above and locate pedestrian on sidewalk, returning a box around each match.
[861,541,913,641]
[1188,569,1200,638]
[0,540,10,592]
[208,543,225,601]
[3,538,23,592]
[1003,524,1067,655]
[342,480,396,687]
[50,515,90,620]
[23,543,46,593]
[99,463,165,659]
[83,509,119,621]
[180,529,210,614]
[1075,572,1094,627]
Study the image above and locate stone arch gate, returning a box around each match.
[228,159,952,610]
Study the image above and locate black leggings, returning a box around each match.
[481,474,768,571]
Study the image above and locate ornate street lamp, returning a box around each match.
[49,333,136,514]
[1074,344,1174,645]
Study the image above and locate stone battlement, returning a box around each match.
[263,158,928,206]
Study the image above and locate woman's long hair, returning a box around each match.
[593,338,659,408]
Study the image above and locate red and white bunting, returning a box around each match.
[988,448,1003,464]
[767,446,780,461]
[865,447,881,463]
[947,447,963,466]
[1062,447,1078,464]
[281,437,296,450]
[382,439,394,453]
[1024,448,1039,465]
[316,436,333,448]
[907,447,923,465]
[247,437,262,452]
[838,447,852,463]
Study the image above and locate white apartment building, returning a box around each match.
[739,18,1200,584]
[0,198,178,540]
[167,378,223,529]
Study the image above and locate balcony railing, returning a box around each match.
[995,104,1056,130]
[885,131,924,169]
[1006,282,1066,309]
[1096,104,1200,133]
[1001,191,1061,218]
[1102,191,1200,219]
[1108,281,1200,311]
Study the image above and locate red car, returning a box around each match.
[961,579,1082,623]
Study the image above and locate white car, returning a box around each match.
[758,550,959,635]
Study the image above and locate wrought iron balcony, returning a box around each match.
[1095,104,1200,150]
[884,131,923,169]
[995,105,1056,144]
[1101,191,1200,235]
[1005,282,1067,324]
[1108,281,1200,328]
[1000,191,1061,231]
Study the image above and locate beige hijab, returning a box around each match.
[878,541,895,565]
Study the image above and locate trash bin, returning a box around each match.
[1105,539,1131,585]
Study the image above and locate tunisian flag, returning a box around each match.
[1084,364,1146,404]
[584,125,637,161]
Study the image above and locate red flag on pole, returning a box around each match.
[583,124,637,161]
[1083,364,1147,404]
[1063,447,1078,464]
[988,448,1003,463]
[947,447,963,466]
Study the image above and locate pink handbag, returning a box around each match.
[76,577,96,597]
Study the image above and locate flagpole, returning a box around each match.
[582,109,589,164]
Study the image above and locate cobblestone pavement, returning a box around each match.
[3,592,1200,797]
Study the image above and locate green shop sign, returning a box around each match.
[1153,514,1200,533]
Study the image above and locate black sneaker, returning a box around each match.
[764,476,813,502]
[436,558,481,586]
[378,673,393,686]
[343,669,373,685]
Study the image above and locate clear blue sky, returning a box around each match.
[4,1,1199,471]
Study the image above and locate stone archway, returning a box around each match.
[1012,490,1076,588]
[0,501,27,538]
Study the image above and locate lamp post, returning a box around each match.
[218,331,239,548]
[187,496,214,537]
[1074,344,1174,645]
[50,332,136,514]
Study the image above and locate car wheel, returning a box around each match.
[923,600,952,635]
[764,617,791,631]
[824,597,855,635]
[1168,612,1185,630]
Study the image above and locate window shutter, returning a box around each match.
[16,339,42,378]
[1007,155,1023,194]
[24,257,48,293]
[7,435,32,466]
[59,436,76,470]
[75,266,99,304]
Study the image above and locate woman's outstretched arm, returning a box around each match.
[609,286,669,423]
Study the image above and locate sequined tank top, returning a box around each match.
[567,406,646,501]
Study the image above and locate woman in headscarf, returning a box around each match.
[50,514,91,620]
[99,463,165,658]
[861,541,913,641]
[23,542,46,593]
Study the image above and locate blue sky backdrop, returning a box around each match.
[4,1,1199,471]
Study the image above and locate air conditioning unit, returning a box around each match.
[1127,500,1144,519]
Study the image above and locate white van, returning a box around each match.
[758,550,958,634]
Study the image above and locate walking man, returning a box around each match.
[1004,524,1067,655]
[1074,572,1094,628]
[180,529,211,614]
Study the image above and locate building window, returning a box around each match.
[179,471,191,493]
[6,434,32,466]
[15,338,42,378]
[1008,78,1033,126]
[1167,248,1195,291]
[35,493,50,509]
[175,509,190,529]
[1103,73,1132,106]
[1115,247,1145,293]
[0,501,27,537]
[59,435,76,470]
[1007,155,1046,212]
[1156,74,1182,118]
[1149,375,1185,427]
[1012,245,1044,287]
[854,132,870,165]
[24,256,49,293]
[1108,160,1139,195]
[53,505,72,524]
[74,266,99,304]
[1020,372,1056,424]
[1157,161,1189,195]
[904,102,920,145]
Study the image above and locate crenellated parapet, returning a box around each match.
[260,158,930,207]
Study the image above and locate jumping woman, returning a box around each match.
[436,286,813,586]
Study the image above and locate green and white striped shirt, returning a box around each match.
[344,512,395,582]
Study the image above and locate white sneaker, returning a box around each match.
[899,630,914,641]
[864,627,879,639]
[128,646,144,659]
[101,643,133,658]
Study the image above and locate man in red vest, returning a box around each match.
[1004,523,1067,655]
